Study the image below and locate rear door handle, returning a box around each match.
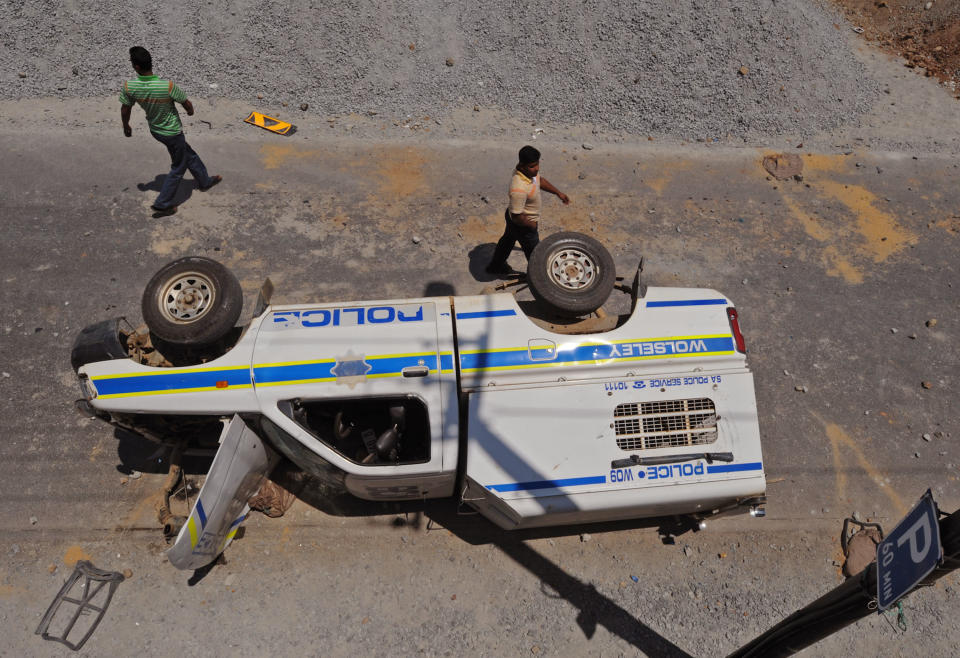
[402,366,430,378]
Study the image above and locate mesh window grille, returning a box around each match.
[613,398,718,451]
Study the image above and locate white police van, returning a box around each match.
[73,232,766,570]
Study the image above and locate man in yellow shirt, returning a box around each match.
[486,145,570,276]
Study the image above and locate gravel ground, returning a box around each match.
[3,0,882,142]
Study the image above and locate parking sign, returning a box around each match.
[876,489,943,610]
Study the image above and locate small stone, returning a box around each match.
[578,173,586,180]
[445,58,455,67]
[853,511,862,521]
[412,236,422,244]
[120,477,129,485]
[909,333,917,339]
[739,66,749,76]
[922,433,932,442]
[925,1,933,9]
[794,385,807,393]
[580,533,591,542]
[451,594,456,600]
[921,381,933,389]
[18,72,27,78]
[864,410,870,415]
[48,564,57,573]
[742,278,748,285]
[29,516,38,525]
[676,226,682,233]
[72,66,79,76]
[926,318,937,327]
[2,372,9,378]
[257,93,263,99]
[783,369,790,376]
[122,569,133,579]
[914,452,920,458]
[129,470,142,480]
[282,102,288,107]
[683,545,694,557]
[473,105,480,112]
[300,103,309,111]
[890,328,898,334]
[582,143,594,150]
[531,646,541,655]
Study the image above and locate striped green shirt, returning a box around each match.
[119,74,187,136]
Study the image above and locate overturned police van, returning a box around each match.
[72,232,766,570]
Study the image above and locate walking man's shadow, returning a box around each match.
[138,174,202,215]
[468,243,525,282]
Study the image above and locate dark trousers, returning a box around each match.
[151,131,214,209]
[489,209,540,266]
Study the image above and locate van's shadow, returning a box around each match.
[272,467,695,656]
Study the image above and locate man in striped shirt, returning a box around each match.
[120,46,221,216]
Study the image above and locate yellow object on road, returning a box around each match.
[244,111,295,136]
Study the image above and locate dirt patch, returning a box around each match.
[831,0,960,93]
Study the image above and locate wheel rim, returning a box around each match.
[157,272,217,324]
[546,247,598,291]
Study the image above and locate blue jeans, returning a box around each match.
[150,131,214,209]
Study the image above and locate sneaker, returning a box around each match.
[198,175,222,192]
[151,205,178,217]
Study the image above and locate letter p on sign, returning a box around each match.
[876,489,943,610]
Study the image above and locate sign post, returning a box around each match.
[729,490,959,658]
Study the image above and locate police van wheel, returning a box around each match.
[528,232,616,316]
[142,257,243,346]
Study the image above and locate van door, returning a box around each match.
[251,299,457,500]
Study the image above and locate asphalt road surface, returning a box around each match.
[1,106,959,655]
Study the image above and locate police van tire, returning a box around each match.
[528,232,616,316]
[142,257,243,346]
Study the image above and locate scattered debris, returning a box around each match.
[35,561,125,651]
[921,381,933,389]
[244,111,296,136]
[762,153,803,180]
